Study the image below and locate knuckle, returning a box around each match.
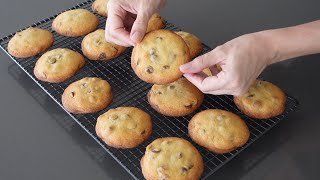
[230,79,242,89]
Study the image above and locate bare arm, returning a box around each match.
[180,20,320,95]
[260,20,320,64]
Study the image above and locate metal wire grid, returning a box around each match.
[0,0,298,179]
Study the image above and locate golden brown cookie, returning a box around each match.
[146,14,166,33]
[92,0,109,17]
[141,137,203,180]
[234,80,286,119]
[148,78,204,117]
[202,64,222,76]
[34,48,85,83]
[81,29,126,61]
[8,27,54,58]
[52,9,99,37]
[188,109,250,154]
[131,29,190,85]
[95,107,152,149]
[202,68,212,76]
[175,31,203,59]
[62,77,112,114]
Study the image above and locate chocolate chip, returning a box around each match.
[87,89,92,94]
[184,103,193,109]
[70,92,75,98]
[42,72,47,79]
[157,91,162,95]
[98,53,107,60]
[150,48,156,55]
[136,58,140,65]
[141,130,146,135]
[163,65,170,69]
[110,114,118,120]
[146,66,154,74]
[111,46,118,53]
[181,167,188,174]
[177,152,183,159]
[247,94,254,98]
[109,126,115,131]
[151,148,161,153]
[48,58,57,64]
[80,83,88,89]
[150,54,158,62]
[156,37,163,40]
[169,85,175,89]
[201,129,206,135]
[94,39,102,46]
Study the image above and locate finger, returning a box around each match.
[180,51,224,74]
[205,89,234,95]
[105,34,132,47]
[105,9,134,46]
[183,71,227,92]
[130,10,152,44]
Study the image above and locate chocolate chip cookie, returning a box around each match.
[34,48,85,83]
[146,13,166,33]
[234,80,286,119]
[189,109,250,154]
[92,0,109,17]
[131,29,190,84]
[81,29,127,61]
[52,9,99,37]
[96,107,152,149]
[141,137,203,180]
[62,77,112,114]
[148,78,204,117]
[175,31,203,59]
[8,27,54,58]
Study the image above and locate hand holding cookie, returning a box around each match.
[105,0,166,46]
[180,33,275,96]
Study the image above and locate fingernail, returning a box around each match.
[131,31,143,43]
[180,63,191,72]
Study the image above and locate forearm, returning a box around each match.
[257,20,320,64]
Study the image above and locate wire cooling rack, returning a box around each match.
[0,0,298,179]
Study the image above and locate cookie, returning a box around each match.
[202,64,222,76]
[95,107,152,149]
[234,80,286,119]
[146,14,166,33]
[62,77,112,114]
[202,68,212,76]
[148,78,204,117]
[131,29,190,84]
[175,31,203,59]
[92,0,109,17]
[52,9,99,37]
[81,29,126,61]
[8,27,54,58]
[34,48,85,83]
[141,137,203,180]
[188,109,250,154]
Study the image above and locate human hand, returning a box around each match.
[105,0,166,46]
[180,33,276,96]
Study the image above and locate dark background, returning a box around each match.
[0,0,319,179]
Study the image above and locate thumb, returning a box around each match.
[130,10,152,44]
[180,51,224,74]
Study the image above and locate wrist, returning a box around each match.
[254,30,280,65]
